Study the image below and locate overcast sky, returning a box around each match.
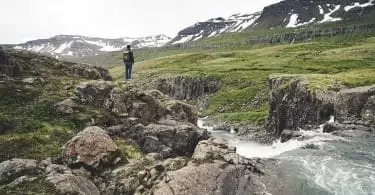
[0,0,281,44]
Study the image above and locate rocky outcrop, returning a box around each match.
[255,0,375,30]
[150,138,281,195]
[69,63,112,81]
[118,121,209,158]
[74,80,115,107]
[46,164,100,195]
[128,91,166,124]
[54,98,76,114]
[0,159,41,185]
[267,76,335,135]
[165,100,198,124]
[335,85,375,125]
[150,75,220,100]
[268,75,375,137]
[0,49,22,77]
[61,126,119,171]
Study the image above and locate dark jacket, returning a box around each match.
[123,50,134,64]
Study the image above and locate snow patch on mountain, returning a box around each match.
[319,4,342,23]
[14,34,171,58]
[170,12,261,44]
[344,0,375,11]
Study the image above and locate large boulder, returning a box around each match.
[54,98,76,114]
[165,100,198,124]
[129,91,165,124]
[61,126,119,170]
[0,159,41,185]
[192,138,237,163]
[136,122,209,158]
[74,80,114,107]
[45,164,100,195]
[335,85,375,125]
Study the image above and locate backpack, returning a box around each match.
[123,50,132,62]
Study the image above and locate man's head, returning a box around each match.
[126,45,131,50]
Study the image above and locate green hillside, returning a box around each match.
[110,35,375,125]
[76,21,375,69]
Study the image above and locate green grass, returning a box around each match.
[110,36,375,124]
[77,21,375,70]
[0,51,125,162]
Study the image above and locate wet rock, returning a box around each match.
[54,98,76,114]
[268,76,336,135]
[362,95,375,124]
[323,122,370,133]
[74,80,114,107]
[302,144,320,150]
[61,126,119,170]
[332,130,373,138]
[0,158,41,185]
[280,129,303,142]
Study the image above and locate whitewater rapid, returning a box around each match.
[197,117,375,195]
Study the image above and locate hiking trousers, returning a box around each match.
[125,61,133,80]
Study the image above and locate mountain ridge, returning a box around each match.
[13,34,171,58]
[169,0,375,44]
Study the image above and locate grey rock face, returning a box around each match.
[54,98,76,114]
[136,122,209,158]
[151,75,220,100]
[0,49,22,77]
[74,80,115,107]
[0,159,41,185]
[335,85,375,124]
[69,63,112,81]
[267,76,335,135]
[46,164,100,195]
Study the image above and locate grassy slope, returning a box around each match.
[0,51,143,164]
[76,21,375,69]
[110,35,375,125]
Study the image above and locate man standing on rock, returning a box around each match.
[123,45,134,80]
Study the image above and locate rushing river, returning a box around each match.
[197,118,375,195]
